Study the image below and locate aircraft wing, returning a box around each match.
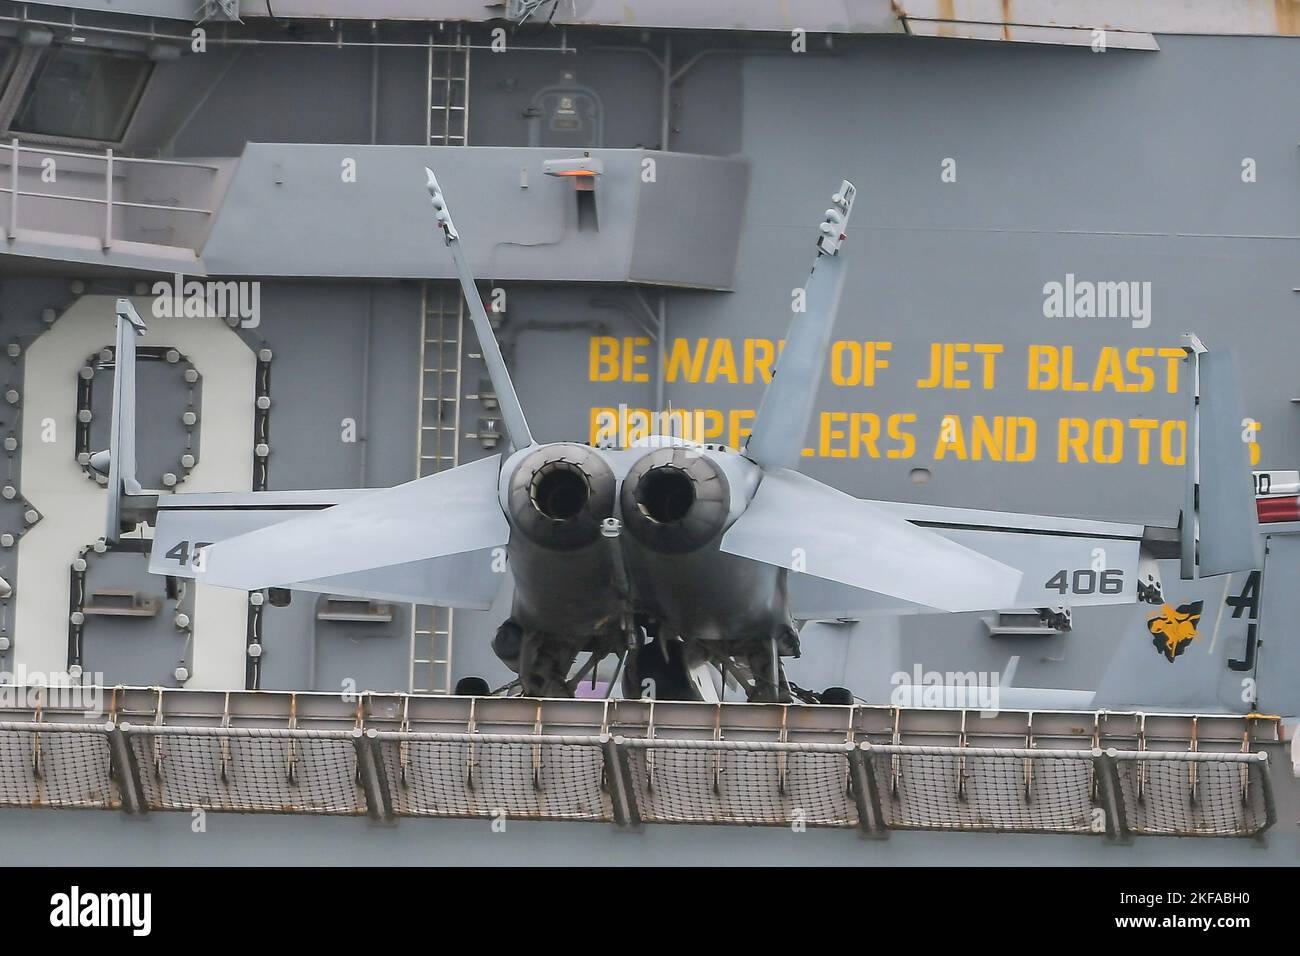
[151,493,504,609]
[788,499,1162,620]
[150,455,510,607]
[720,468,1024,613]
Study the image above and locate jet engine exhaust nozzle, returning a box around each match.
[621,448,730,553]
[506,444,615,550]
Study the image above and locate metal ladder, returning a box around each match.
[426,29,470,147]
[411,30,471,695]
[411,285,465,694]
[417,285,465,480]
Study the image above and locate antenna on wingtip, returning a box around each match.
[425,166,459,243]
[815,181,855,257]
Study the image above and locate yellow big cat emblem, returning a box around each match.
[1147,602,1204,663]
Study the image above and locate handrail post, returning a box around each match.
[850,742,889,837]
[603,734,640,828]
[353,728,394,821]
[107,721,147,814]
[103,147,113,250]
[8,138,16,241]
[1095,748,1131,843]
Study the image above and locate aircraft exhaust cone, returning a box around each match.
[531,463,589,520]
[621,447,730,553]
[507,443,615,551]
[638,467,696,524]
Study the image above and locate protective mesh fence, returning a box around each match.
[1115,758,1270,836]
[626,747,857,827]
[385,740,610,821]
[867,750,1097,832]
[0,723,1273,836]
[0,729,117,809]
[129,733,366,814]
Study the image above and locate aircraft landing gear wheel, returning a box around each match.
[455,677,491,697]
[819,686,855,705]
[492,619,524,670]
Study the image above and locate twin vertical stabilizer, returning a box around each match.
[744,181,856,472]
[425,167,534,451]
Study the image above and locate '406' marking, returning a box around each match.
[1045,568,1123,595]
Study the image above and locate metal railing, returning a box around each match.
[0,140,221,251]
[0,688,1282,838]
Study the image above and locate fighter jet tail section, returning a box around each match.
[425,167,534,451]
[743,181,856,472]
[92,288,511,608]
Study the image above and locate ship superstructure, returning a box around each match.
[0,1,1296,861]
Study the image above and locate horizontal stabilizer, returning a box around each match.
[153,506,332,580]
[877,500,1155,607]
[789,502,1161,620]
[289,551,504,609]
[193,455,509,591]
[720,468,1023,613]
[787,502,1168,620]
[150,494,504,608]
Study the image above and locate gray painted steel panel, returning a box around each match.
[30,0,199,20]
[1260,535,1300,711]
[237,0,1300,38]
[201,145,747,288]
[246,0,900,33]
[3,806,1296,864]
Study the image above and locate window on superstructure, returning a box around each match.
[11,46,152,143]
